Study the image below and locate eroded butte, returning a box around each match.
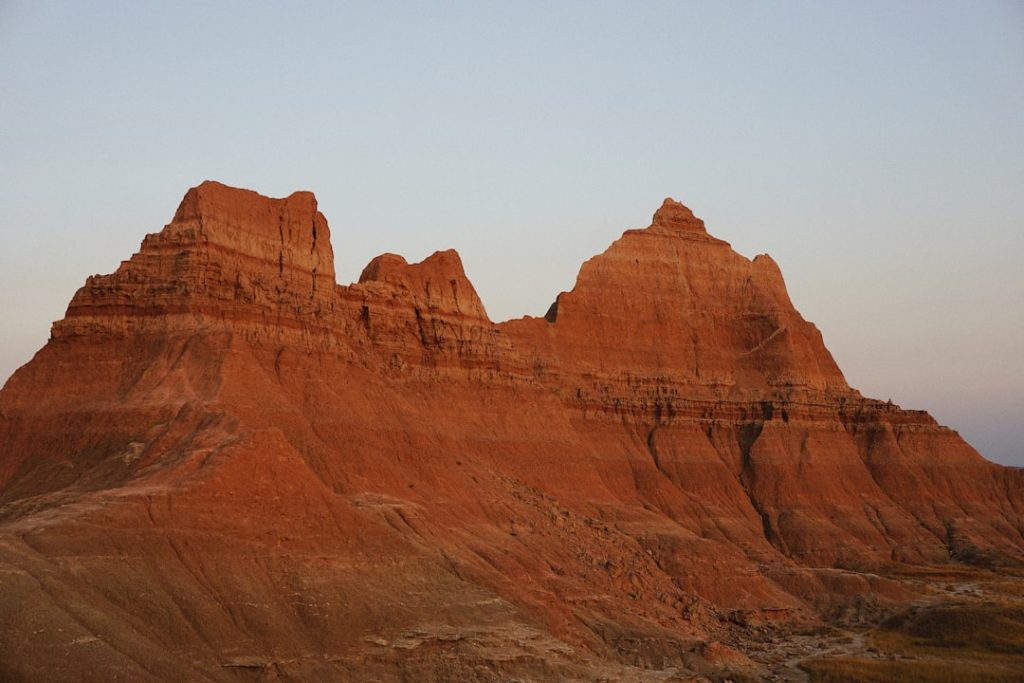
[1,182,1021,682]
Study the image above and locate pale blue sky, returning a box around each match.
[1,1,1022,465]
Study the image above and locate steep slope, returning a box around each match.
[503,198,849,397]
[0,182,1020,681]
[500,198,1024,569]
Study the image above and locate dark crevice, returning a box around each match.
[413,307,432,347]
[544,299,559,323]
[646,427,662,472]
[277,216,285,276]
[737,422,763,471]
[736,420,792,557]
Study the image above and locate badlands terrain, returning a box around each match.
[1,182,1022,681]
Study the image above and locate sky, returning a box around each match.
[0,1,1021,466]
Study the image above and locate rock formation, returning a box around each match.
[0,182,1020,681]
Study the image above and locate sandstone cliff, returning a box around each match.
[0,182,1020,681]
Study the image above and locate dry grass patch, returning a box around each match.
[801,656,1023,683]
[874,602,1024,658]
[802,600,1024,683]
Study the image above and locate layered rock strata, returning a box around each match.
[0,182,1020,681]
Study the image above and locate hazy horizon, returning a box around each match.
[1,1,1021,466]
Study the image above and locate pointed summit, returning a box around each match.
[650,197,706,233]
[502,195,847,395]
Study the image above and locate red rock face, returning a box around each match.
[0,182,1021,681]
[55,181,336,340]
[503,197,849,398]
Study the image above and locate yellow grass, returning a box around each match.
[802,601,1024,683]
[801,656,1024,683]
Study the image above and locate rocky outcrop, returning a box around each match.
[502,198,849,400]
[500,198,1023,569]
[54,181,337,341]
[0,183,1020,681]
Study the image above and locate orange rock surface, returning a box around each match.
[0,182,1020,681]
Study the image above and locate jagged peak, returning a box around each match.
[360,249,469,284]
[167,180,334,283]
[357,249,487,319]
[359,253,410,283]
[420,248,468,273]
[173,180,318,224]
[650,197,706,233]
[751,253,794,308]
